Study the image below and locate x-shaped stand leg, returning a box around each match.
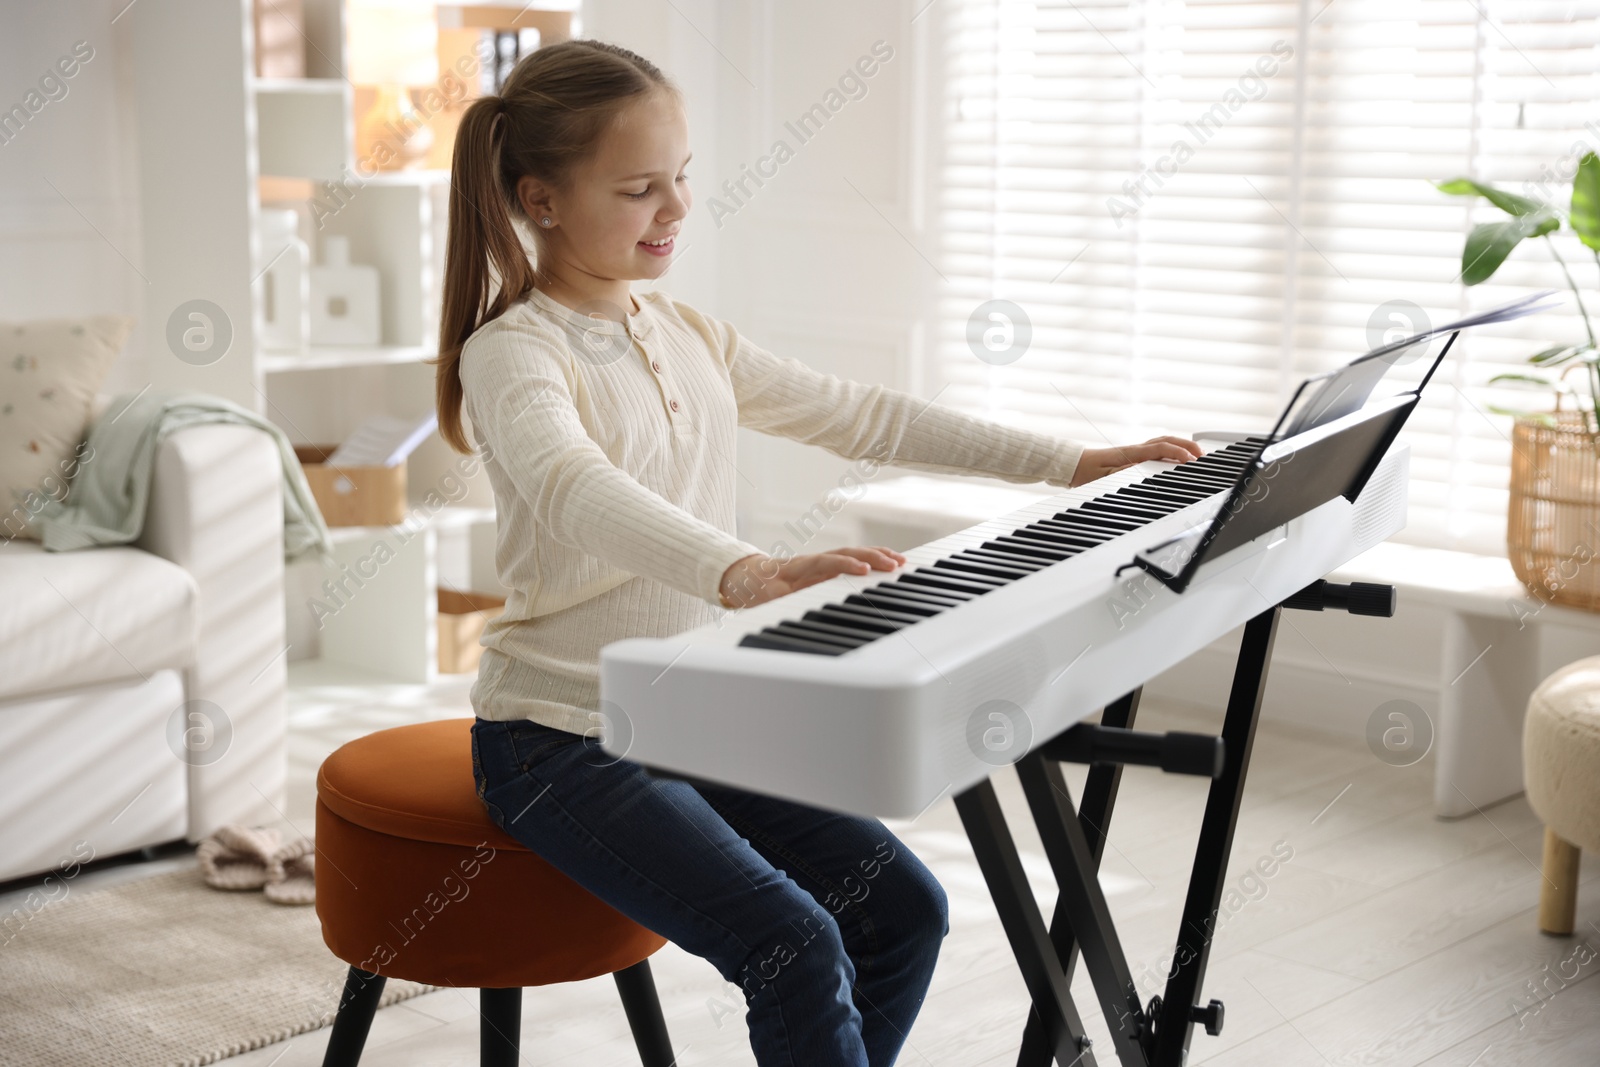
[1014,690,1142,1067]
[955,779,1102,1067]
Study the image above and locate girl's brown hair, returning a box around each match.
[433,39,675,453]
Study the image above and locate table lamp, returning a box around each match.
[348,0,439,171]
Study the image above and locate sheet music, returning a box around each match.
[1282,290,1562,437]
[327,413,440,467]
[1361,289,1563,362]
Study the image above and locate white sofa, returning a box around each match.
[0,418,289,884]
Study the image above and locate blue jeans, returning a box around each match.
[469,716,949,1067]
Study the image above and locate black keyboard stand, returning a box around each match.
[953,582,1395,1066]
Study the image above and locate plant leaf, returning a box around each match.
[1528,344,1584,365]
[1437,177,1550,217]
[1571,152,1600,252]
[1460,212,1560,285]
[1487,372,1558,389]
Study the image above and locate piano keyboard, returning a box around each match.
[738,438,1267,656]
[598,434,1408,819]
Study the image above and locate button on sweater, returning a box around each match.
[459,285,1087,735]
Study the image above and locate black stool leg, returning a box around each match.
[614,959,677,1067]
[480,987,522,1067]
[321,966,387,1067]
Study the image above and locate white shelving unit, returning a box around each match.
[131,0,578,685]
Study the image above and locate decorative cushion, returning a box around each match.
[0,316,134,540]
[1523,654,1600,853]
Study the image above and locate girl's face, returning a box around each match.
[527,90,692,293]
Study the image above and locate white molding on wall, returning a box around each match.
[1143,636,1439,741]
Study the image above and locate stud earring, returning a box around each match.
[540,217,552,227]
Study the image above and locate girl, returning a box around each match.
[436,39,1199,1067]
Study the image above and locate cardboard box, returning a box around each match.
[437,588,505,674]
[294,444,408,527]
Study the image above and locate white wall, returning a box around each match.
[0,0,150,395]
[584,0,936,559]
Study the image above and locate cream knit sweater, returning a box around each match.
[460,286,1087,735]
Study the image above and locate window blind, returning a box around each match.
[932,0,1600,552]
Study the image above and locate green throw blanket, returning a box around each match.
[34,389,332,561]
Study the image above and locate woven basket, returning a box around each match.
[1507,412,1600,611]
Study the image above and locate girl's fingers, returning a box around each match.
[1152,435,1204,460]
[833,546,905,570]
[1155,443,1199,463]
[780,554,864,589]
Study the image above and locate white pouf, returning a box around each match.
[1523,655,1600,935]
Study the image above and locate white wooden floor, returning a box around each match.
[24,661,1600,1067]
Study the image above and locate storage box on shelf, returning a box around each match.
[294,444,408,527]
[437,588,506,674]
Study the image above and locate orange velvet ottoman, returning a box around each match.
[313,717,676,1067]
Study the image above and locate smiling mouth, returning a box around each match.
[640,235,675,247]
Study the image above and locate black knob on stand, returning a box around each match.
[1189,998,1225,1037]
[1283,579,1396,617]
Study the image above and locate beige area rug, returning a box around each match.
[0,865,437,1066]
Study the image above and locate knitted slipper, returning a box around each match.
[197,825,283,891]
[264,835,316,906]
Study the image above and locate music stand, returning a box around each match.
[1121,289,1559,594]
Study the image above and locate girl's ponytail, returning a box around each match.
[435,94,535,453]
[433,40,676,454]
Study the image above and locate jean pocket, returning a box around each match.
[470,724,488,800]
[505,718,584,771]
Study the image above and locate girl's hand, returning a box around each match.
[1070,435,1203,487]
[719,547,907,610]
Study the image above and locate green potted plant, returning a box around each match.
[1437,152,1600,610]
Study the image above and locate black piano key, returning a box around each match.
[945,552,1047,578]
[955,547,1052,569]
[829,598,934,623]
[780,616,885,644]
[1003,530,1089,556]
[868,583,971,607]
[985,537,1073,562]
[928,563,1010,585]
[939,558,1036,582]
[804,607,909,635]
[1119,484,1213,505]
[1108,494,1193,514]
[1093,498,1177,520]
[739,630,848,656]
[1153,470,1234,490]
[1018,524,1104,548]
[879,579,980,602]
[900,569,1003,596]
[1105,488,1184,510]
[1061,512,1147,533]
[1187,462,1247,480]
[1120,483,1203,502]
[1051,510,1140,531]
[1079,499,1165,521]
[822,599,929,625]
[1033,518,1122,540]
[771,622,872,648]
[846,592,944,617]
